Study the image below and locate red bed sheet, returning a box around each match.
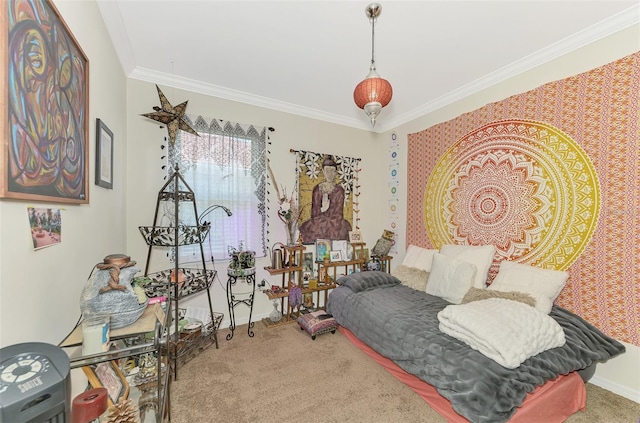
[339,326,586,422]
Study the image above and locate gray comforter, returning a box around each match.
[326,271,626,423]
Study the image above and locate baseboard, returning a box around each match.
[590,375,640,404]
[220,313,270,332]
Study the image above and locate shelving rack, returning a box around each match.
[61,303,172,422]
[138,169,223,380]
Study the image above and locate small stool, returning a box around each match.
[297,310,338,340]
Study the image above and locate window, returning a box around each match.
[171,116,267,263]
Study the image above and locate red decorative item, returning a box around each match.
[353,3,393,128]
[353,76,393,109]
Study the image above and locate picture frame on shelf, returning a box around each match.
[302,252,314,272]
[355,248,370,263]
[95,118,114,189]
[315,239,331,262]
[3,0,89,203]
[348,230,362,243]
[331,240,349,261]
[329,250,342,262]
[372,237,393,257]
[318,267,327,284]
[83,360,129,406]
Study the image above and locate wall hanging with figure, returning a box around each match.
[292,150,360,243]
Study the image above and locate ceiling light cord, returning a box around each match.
[370,13,376,71]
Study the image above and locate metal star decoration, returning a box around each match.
[141,84,199,145]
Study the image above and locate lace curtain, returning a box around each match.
[171,115,267,262]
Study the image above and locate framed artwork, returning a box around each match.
[3,0,90,203]
[372,237,393,257]
[294,152,358,244]
[331,240,349,261]
[329,250,342,262]
[302,252,314,272]
[303,292,314,308]
[318,266,327,283]
[83,361,129,406]
[348,230,362,243]
[355,248,370,263]
[95,119,114,189]
[315,239,331,262]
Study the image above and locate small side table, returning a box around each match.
[226,267,256,340]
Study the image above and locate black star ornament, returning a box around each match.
[141,84,199,144]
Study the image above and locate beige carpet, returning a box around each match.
[170,322,640,422]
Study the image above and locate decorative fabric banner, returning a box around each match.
[424,120,600,274]
[293,150,359,243]
[408,52,639,345]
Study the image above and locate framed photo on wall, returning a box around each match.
[95,119,114,189]
[2,0,89,203]
[82,361,129,406]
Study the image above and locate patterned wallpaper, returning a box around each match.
[407,52,639,345]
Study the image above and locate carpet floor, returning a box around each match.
[170,322,640,422]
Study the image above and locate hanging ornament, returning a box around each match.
[141,85,199,145]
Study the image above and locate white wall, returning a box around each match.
[387,24,640,403]
[0,0,127,348]
[0,0,128,400]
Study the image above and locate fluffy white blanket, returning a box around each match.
[437,298,566,369]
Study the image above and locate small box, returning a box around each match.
[308,279,318,289]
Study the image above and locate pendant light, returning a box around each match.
[353,3,393,128]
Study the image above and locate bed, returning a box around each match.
[326,246,626,423]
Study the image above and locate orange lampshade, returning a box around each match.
[354,3,392,128]
[353,75,393,109]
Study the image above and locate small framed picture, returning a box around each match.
[372,237,393,257]
[83,361,129,406]
[95,118,114,189]
[331,240,349,261]
[329,250,342,262]
[348,230,362,243]
[315,239,331,262]
[355,248,370,263]
[303,292,314,308]
[318,267,327,283]
[302,252,314,272]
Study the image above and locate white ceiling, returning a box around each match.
[97,1,640,132]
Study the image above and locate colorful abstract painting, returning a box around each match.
[2,0,89,203]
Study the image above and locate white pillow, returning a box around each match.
[488,260,568,314]
[440,244,496,289]
[403,245,438,272]
[426,253,477,304]
[402,245,423,267]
